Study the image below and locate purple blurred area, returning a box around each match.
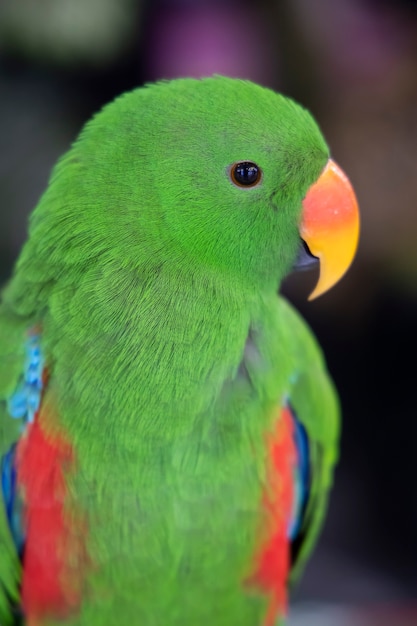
[144,2,278,85]
[1,0,417,619]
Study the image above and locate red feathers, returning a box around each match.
[16,408,87,624]
[249,405,297,626]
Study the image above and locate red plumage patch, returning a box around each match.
[16,406,87,624]
[248,405,296,626]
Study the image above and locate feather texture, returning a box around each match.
[0,76,340,626]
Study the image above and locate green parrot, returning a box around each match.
[0,76,359,626]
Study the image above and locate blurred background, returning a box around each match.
[1,0,417,623]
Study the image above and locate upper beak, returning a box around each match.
[295,159,360,300]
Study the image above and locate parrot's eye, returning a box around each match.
[230,162,262,188]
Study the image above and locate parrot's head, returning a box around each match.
[29,76,359,299]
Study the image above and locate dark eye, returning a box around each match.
[230,162,262,187]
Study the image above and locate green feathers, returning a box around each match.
[8,76,328,309]
[0,76,338,626]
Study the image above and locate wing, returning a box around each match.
[238,297,339,625]
[1,313,88,626]
[1,328,45,550]
[284,301,340,585]
[0,312,42,624]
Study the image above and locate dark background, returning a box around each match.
[1,0,417,622]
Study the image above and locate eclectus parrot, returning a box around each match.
[0,77,359,626]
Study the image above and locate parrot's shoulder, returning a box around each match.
[271,296,340,438]
[275,296,327,367]
[0,309,30,405]
[275,296,340,442]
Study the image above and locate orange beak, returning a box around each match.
[300,159,360,300]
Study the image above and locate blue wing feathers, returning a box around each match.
[1,332,44,556]
[288,407,310,541]
[1,444,24,555]
[7,334,44,425]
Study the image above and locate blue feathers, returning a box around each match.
[1,332,43,554]
[7,333,44,425]
[288,408,310,541]
[1,444,24,554]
